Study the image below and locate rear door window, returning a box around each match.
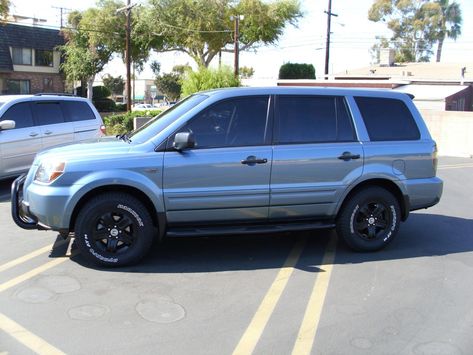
[31,101,65,125]
[1,102,34,128]
[274,96,356,144]
[355,97,420,141]
[61,101,96,122]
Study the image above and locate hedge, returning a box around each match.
[104,110,162,135]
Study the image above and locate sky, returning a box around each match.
[8,0,473,80]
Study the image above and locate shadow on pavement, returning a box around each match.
[0,177,14,203]
[59,213,473,273]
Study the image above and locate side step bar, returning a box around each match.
[166,221,335,238]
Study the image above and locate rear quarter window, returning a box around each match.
[355,97,420,141]
[61,101,96,122]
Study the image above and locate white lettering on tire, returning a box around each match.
[350,205,359,234]
[383,205,397,242]
[84,234,118,263]
[117,204,144,227]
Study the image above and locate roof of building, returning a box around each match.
[337,62,473,82]
[0,23,64,72]
[393,84,470,101]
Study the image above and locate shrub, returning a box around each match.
[278,63,316,79]
[104,110,162,135]
[93,98,116,112]
[181,66,240,97]
[74,85,112,99]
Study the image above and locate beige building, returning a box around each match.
[0,23,65,94]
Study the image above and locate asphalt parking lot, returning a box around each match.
[1,156,472,355]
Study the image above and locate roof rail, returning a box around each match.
[34,93,77,97]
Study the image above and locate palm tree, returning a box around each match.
[435,0,462,62]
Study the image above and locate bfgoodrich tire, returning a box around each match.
[337,187,401,252]
[74,192,155,267]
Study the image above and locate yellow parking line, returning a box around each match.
[291,236,337,355]
[232,238,306,355]
[0,312,65,355]
[0,257,71,294]
[0,244,57,273]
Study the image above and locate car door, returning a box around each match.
[163,96,272,224]
[60,101,102,141]
[0,101,42,177]
[270,95,363,219]
[30,100,73,150]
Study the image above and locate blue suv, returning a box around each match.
[12,87,443,266]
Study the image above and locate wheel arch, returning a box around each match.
[337,178,409,221]
[69,185,166,239]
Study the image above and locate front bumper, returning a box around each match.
[11,174,49,230]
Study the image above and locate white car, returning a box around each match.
[0,94,105,179]
[132,103,153,111]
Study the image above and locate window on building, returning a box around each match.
[35,50,54,67]
[43,78,54,92]
[6,80,30,94]
[12,47,32,65]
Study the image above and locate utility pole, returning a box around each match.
[52,6,71,28]
[231,15,243,78]
[324,0,338,79]
[125,0,132,112]
[117,1,134,112]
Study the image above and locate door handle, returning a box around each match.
[29,132,39,137]
[44,130,53,135]
[338,151,361,161]
[241,156,268,165]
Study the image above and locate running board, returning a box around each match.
[166,221,335,238]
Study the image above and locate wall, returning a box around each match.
[0,71,64,94]
[420,109,473,157]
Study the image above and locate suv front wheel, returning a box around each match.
[74,192,155,266]
[337,187,401,252]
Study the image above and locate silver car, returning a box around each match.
[0,94,105,179]
[12,87,443,267]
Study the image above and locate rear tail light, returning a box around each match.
[100,124,106,136]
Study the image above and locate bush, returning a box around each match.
[181,66,240,97]
[103,110,162,135]
[93,98,116,112]
[74,85,112,99]
[115,103,126,112]
[278,63,316,79]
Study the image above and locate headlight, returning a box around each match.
[34,160,66,184]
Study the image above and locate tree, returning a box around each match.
[368,0,462,63]
[151,63,190,101]
[103,75,125,99]
[61,9,115,99]
[431,0,462,62]
[181,66,240,97]
[146,0,301,67]
[240,66,255,79]
[0,0,9,21]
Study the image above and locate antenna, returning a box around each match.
[52,6,72,28]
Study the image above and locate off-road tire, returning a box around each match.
[74,192,155,267]
[337,187,401,252]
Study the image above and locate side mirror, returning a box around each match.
[0,120,15,131]
[173,131,195,151]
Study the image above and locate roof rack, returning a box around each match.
[34,93,77,97]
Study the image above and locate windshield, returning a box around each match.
[129,94,208,144]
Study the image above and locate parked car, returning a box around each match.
[132,103,153,111]
[0,94,105,179]
[12,87,443,266]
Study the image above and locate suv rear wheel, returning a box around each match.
[337,187,400,251]
[74,192,154,267]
